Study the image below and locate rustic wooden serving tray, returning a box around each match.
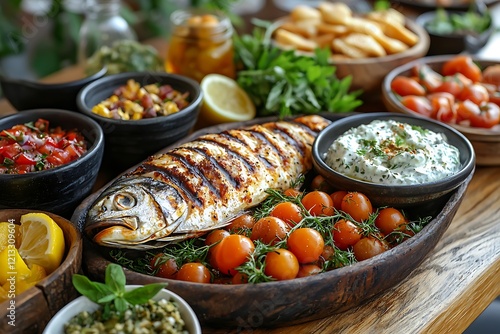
[72,114,473,329]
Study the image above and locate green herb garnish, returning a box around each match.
[72,263,167,320]
[234,20,363,118]
[425,7,491,35]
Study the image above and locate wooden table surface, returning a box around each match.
[1,1,499,333]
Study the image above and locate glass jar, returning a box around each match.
[78,0,137,66]
[166,8,236,83]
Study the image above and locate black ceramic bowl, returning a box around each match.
[76,72,203,170]
[312,112,475,208]
[0,109,104,218]
[0,67,107,111]
[416,10,494,55]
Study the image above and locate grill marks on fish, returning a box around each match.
[85,115,332,248]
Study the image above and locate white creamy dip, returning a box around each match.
[324,120,461,185]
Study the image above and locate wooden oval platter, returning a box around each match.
[72,114,473,329]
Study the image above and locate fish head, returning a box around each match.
[85,176,188,247]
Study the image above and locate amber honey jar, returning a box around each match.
[166,9,236,83]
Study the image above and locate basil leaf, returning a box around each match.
[105,263,126,294]
[123,283,167,305]
[114,297,128,313]
[98,294,116,303]
[72,274,113,303]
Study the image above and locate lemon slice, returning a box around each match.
[200,74,256,125]
[18,213,65,274]
[0,247,31,285]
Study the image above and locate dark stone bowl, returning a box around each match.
[312,112,476,208]
[0,109,104,218]
[0,67,107,112]
[76,72,203,171]
[416,10,494,55]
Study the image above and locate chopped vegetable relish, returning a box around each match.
[0,119,87,174]
[92,79,191,120]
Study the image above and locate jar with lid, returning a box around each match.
[166,8,236,83]
[78,0,137,66]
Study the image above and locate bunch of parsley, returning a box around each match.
[234,20,363,118]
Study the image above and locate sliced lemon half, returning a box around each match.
[18,213,65,274]
[200,74,256,125]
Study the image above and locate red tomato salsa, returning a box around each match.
[0,118,87,174]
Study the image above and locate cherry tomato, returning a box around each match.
[320,245,335,262]
[352,237,389,261]
[264,249,299,281]
[332,219,362,250]
[231,272,249,284]
[340,192,373,222]
[482,64,500,86]
[297,264,322,278]
[413,63,443,92]
[215,234,255,276]
[330,190,348,210]
[310,174,335,193]
[433,76,463,97]
[270,202,303,227]
[428,92,457,123]
[155,257,178,279]
[176,262,211,283]
[205,229,230,270]
[283,188,301,197]
[391,76,426,96]
[214,234,255,276]
[400,95,433,117]
[287,228,324,264]
[375,208,408,236]
[301,190,334,216]
[442,55,482,82]
[251,216,289,245]
[456,100,500,128]
[458,84,489,105]
[227,214,255,232]
[488,91,500,107]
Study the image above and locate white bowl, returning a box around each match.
[42,285,202,334]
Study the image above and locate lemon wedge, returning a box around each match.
[199,74,256,125]
[15,264,47,295]
[0,247,31,285]
[18,213,65,274]
[0,222,21,252]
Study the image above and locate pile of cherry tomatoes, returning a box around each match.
[134,174,429,285]
[391,55,500,129]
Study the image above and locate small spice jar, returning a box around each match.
[166,8,236,83]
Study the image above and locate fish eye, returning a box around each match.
[113,192,136,210]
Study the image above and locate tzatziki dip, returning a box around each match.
[324,120,461,185]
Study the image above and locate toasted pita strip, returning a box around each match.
[275,29,318,52]
[342,33,387,57]
[291,5,322,22]
[280,20,318,38]
[317,23,349,36]
[332,38,368,59]
[318,2,352,25]
[345,17,408,54]
[368,17,419,46]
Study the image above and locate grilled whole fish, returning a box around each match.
[85,115,331,249]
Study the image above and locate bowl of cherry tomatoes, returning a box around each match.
[0,109,104,217]
[75,114,473,329]
[382,55,500,166]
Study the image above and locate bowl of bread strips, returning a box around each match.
[272,2,430,94]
